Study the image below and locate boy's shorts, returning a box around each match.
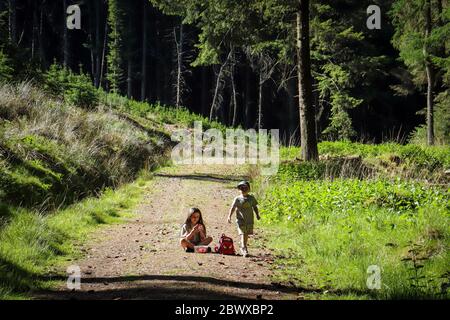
[237,224,254,235]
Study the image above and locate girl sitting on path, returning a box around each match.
[179,207,213,252]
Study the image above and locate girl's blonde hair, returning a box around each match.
[184,207,206,233]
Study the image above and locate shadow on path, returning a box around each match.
[154,173,249,184]
[34,273,371,300]
[34,274,301,300]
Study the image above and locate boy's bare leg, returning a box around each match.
[180,238,195,249]
[240,234,245,249]
[244,234,249,248]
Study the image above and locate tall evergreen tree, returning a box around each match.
[391,0,449,145]
[107,0,124,93]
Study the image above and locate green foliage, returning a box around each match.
[391,0,449,145]
[409,92,450,145]
[281,141,449,174]
[44,63,99,109]
[0,175,150,299]
[311,15,364,140]
[0,51,13,83]
[258,143,450,298]
[102,91,227,132]
[0,82,170,210]
[261,178,447,223]
[261,203,449,299]
[390,0,448,84]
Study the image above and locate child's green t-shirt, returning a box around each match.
[231,194,258,226]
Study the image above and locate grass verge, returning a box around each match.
[0,170,157,300]
[255,142,449,300]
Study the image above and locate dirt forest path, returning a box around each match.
[36,164,298,300]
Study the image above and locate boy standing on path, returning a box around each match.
[227,181,260,257]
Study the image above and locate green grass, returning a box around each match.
[101,92,228,133]
[0,82,172,210]
[279,142,449,182]
[256,142,450,300]
[0,79,224,300]
[0,171,155,300]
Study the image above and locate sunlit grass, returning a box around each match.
[0,171,155,299]
[257,143,450,300]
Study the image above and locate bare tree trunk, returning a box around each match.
[424,0,435,145]
[127,13,133,99]
[127,59,133,98]
[286,78,297,142]
[31,1,38,59]
[174,23,184,107]
[297,0,318,161]
[155,19,162,101]
[8,0,17,44]
[63,0,70,68]
[201,67,209,115]
[257,72,263,129]
[88,0,95,80]
[38,2,46,68]
[99,17,108,89]
[209,51,232,121]
[94,0,101,88]
[141,0,148,101]
[210,67,221,121]
[231,63,238,127]
[244,67,252,128]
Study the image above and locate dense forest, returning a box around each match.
[0,0,449,301]
[1,0,448,149]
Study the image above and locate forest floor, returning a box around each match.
[34,164,298,300]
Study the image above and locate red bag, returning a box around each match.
[214,234,235,255]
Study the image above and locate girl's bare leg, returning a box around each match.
[199,236,212,245]
[180,238,195,249]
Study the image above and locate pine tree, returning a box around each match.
[391,0,449,145]
[106,0,123,93]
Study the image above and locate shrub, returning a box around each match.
[44,63,99,109]
[0,51,13,83]
[0,83,169,210]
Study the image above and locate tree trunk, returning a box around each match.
[424,0,434,145]
[258,72,263,129]
[244,66,252,128]
[94,0,101,88]
[201,67,209,116]
[38,2,46,68]
[231,60,238,127]
[127,58,133,98]
[8,0,17,44]
[99,17,108,89]
[297,0,318,161]
[155,19,162,101]
[127,16,133,99]
[286,78,298,144]
[88,0,95,81]
[141,0,148,101]
[32,1,38,59]
[209,51,232,121]
[63,0,70,68]
[210,67,221,121]
[175,23,184,107]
